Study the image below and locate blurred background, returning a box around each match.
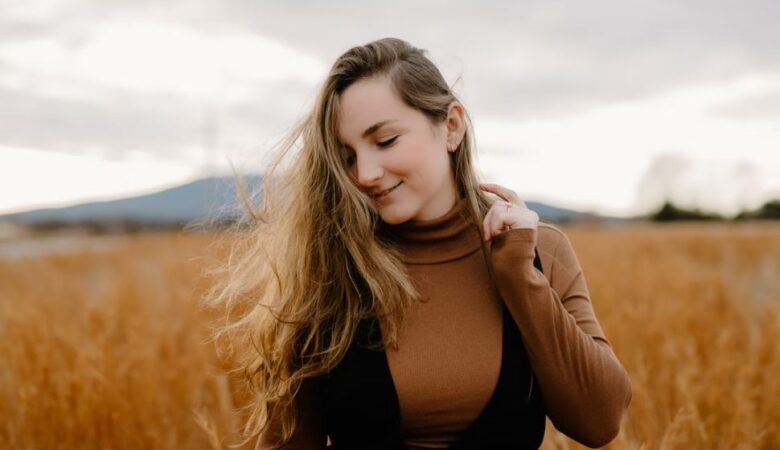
[2,0,780,232]
[0,1,779,449]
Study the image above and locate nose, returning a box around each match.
[354,152,384,189]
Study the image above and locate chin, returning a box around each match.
[378,212,406,225]
[377,205,413,225]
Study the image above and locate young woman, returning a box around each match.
[205,37,632,450]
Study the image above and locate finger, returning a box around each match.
[482,199,505,240]
[480,183,524,207]
[484,199,509,240]
[488,206,510,238]
[482,205,495,241]
[479,182,512,202]
[479,182,506,201]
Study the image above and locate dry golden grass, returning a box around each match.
[0,231,245,450]
[0,223,778,449]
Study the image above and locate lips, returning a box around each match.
[372,181,403,198]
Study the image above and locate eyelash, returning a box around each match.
[344,136,398,166]
[378,136,398,148]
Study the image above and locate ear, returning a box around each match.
[445,101,466,150]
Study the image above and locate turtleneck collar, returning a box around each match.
[381,197,484,265]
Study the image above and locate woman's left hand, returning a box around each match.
[479,182,539,241]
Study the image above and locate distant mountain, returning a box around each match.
[0,175,632,226]
[1,175,264,226]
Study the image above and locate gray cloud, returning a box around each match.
[2,0,780,159]
[0,85,203,157]
[0,52,314,159]
[198,0,780,117]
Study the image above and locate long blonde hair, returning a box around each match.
[202,37,496,449]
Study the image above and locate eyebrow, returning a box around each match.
[340,119,399,147]
[361,119,398,139]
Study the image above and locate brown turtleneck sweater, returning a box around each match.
[261,198,633,449]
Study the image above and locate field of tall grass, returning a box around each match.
[0,223,778,449]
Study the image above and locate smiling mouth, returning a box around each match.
[372,181,403,199]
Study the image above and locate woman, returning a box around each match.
[205,37,632,450]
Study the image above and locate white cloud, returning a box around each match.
[635,154,778,217]
[0,19,326,100]
[0,146,197,214]
[474,73,780,216]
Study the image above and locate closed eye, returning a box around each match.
[378,136,398,147]
[343,136,398,167]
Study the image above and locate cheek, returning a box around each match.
[393,137,446,180]
[411,139,442,168]
[407,157,446,192]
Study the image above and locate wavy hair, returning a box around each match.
[202,37,497,449]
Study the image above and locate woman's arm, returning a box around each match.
[490,226,632,448]
[259,376,328,450]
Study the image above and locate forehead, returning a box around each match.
[337,76,408,143]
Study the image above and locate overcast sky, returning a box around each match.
[1,0,779,218]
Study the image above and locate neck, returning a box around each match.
[381,196,483,264]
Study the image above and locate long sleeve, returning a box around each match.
[489,226,632,448]
[259,376,327,450]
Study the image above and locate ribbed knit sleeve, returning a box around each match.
[489,226,632,448]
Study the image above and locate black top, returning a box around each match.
[319,248,547,450]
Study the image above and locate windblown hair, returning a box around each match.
[202,37,497,449]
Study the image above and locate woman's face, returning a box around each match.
[336,75,463,224]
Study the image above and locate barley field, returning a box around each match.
[0,223,778,449]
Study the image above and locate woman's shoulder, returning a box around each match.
[491,221,580,276]
[536,221,577,275]
[537,221,567,253]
